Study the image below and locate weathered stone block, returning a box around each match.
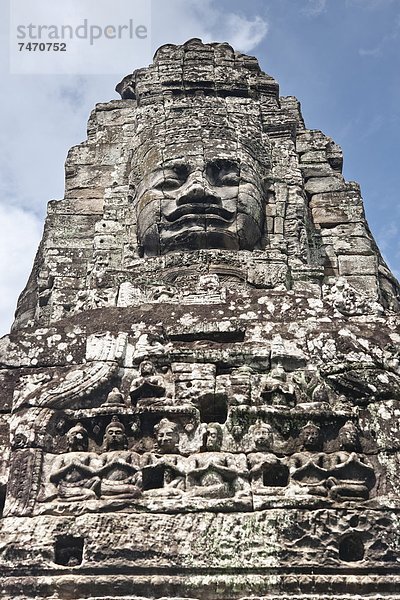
[338,255,377,276]
[305,175,346,195]
[310,189,365,228]
[274,216,284,234]
[299,150,327,163]
[300,162,333,178]
[346,274,380,296]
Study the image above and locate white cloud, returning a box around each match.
[359,47,381,57]
[346,0,397,8]
[358,12,400,58]
[0,75,116,215]
[224,15,268,53]
[151,0,268,53]
[0,73,121,336]
[10,0,152,74]
[0,0,270,216]
[0,206,42,335]
[303,0,327,17]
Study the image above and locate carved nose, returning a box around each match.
[177,177,220,206]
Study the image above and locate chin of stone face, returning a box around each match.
[1,38,400,600]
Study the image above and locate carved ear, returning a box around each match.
[128,183,136,202]
[262,177,274,194]
[140,224,161,257]
[237,214,263,251]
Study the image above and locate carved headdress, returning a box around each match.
[105,415,126,433]
[67,422,88,437]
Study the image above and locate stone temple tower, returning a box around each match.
[1,38,400,599]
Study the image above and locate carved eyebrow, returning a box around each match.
[206,159,240,186]
[162,160,189,175]
[207,158,240,171]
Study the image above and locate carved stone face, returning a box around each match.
[135,151,265,256]
[205,425,223,451]
[66,426,88,452]
[140,361,156,377]
[104,426,127,451]
[156,424,179,454]
[338,424,359,450]
[300,425,322,451]
[252,424,274,451]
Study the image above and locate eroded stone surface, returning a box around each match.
[1,39,400,599]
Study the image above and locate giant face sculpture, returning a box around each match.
[131,105,269,256]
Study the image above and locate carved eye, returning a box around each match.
[155,163,189,192]
[219,172,240,186]
[207,159,240,186]
[157,178,183,192]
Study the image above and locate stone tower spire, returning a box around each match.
[1,39,400,599]
[13,38,399,329]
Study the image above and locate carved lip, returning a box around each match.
[164,203,235,223]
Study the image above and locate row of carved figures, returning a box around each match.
[104,359,344,410]
[42,417,375,504]
[81,276,380,317]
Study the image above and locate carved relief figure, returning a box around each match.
[130,360,167,406]
[247,421,289,489]
[197,274,221,293]
[326,421,375,501]
[293,368,332,408]
[66,422,89,453]
[327,277,366,316]
[288,422,328,497]
[142,418,186,495]
[133,333,169,360]
[261,363,296,408]
[49,423,100,501]
[186,423,248,498]
[98,416,142,499]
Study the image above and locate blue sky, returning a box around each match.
[0,0,399,334]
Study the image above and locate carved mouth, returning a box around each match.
[164,203,235,223]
